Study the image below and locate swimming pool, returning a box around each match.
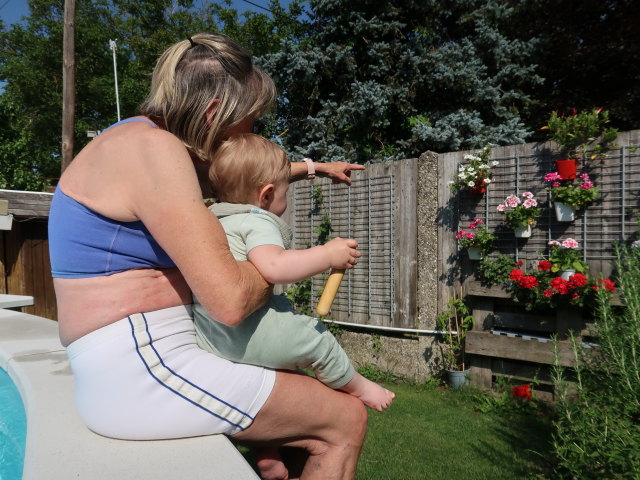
[0,368,26,480]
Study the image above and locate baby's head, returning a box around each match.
[209,133,291,214]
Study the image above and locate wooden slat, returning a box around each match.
[0,190,53,218]
[466,330,580,367]
[393,157,418,328]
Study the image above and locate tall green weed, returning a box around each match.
[551,245,640,478]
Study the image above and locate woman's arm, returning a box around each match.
[125,129,270,326]
[290,160,366,186]
[247,237,359,284]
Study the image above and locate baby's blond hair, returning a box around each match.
[209,134,290,203]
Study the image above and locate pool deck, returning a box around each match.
[0,297,259,480]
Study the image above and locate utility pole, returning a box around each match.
[109,40,121,122]
[61,0,76,173]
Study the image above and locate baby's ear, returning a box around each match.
[258,183,275,209]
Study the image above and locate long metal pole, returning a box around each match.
[109,40,121,121]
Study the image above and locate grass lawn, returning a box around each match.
[238,380,553,479]
[356,382,552,479]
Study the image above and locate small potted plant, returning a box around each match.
[544,172,600,221]
[497,192,541,238]
[541,108,618,180]
[437,291,473,388]
[449,145,498,194]
[547,238,587,279]
[455,219,495,260]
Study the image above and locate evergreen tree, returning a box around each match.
[259,0,542,162]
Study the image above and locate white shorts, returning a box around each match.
[66,305,276,440]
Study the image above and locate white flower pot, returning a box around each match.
[514,225,532,238]
[554,202,575,222]
[467,247,482,260]
[560,269,576,281]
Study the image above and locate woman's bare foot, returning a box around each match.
[340,372,395,412]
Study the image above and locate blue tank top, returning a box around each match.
[48,118,176,278]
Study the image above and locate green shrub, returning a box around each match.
[551,244,640,478]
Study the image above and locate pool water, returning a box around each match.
[0,368,26,480]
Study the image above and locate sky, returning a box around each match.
[0,0,290,26]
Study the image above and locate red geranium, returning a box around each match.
[510,269,525,281]
[592,278,616,293]
[518,276,539,289]
[567,273,588,289]
[511,385,532,400]
[549,277,570,295]
[537,260,552,271]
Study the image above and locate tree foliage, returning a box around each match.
[0,0,638,189]
[259,0,542,162]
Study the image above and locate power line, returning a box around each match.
[240,0,271,13]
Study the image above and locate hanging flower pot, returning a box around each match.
[554,202,576,222]
[467,247,482,260]
[555,158,577,180]
[514,224,532,238]
[470,181,486,194]
[560,269,576,281]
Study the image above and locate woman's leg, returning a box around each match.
[232,370,368,480]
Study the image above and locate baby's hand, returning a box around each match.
[323,237,360,270]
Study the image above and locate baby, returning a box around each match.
[192,133,395,412]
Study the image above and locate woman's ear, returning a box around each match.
[205,99,220,125]
[258,184,275,210]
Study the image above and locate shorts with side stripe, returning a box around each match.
[66,304,276,440]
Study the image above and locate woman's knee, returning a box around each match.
[335,393,368,445]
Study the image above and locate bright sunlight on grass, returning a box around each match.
[237,379,552,479]
[356,381,551,480]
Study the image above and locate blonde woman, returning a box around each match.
[49,33,366,480]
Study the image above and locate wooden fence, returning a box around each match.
[438,130,640,393]
[0,190,56,319]
[283,159,418,329]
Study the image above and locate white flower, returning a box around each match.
[479,164,489,170]
[463,154,474,160]
[459,173,467,180]
[448,180,455,185]
[491,160,499,166]
[468,181,476,187]
[484,178,492,184]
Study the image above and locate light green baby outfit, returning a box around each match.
[192,202,355,389]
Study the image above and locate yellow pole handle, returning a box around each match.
[316,269,345,316]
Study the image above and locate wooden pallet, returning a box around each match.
[462,281,605,398]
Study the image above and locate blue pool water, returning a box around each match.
[0,368,25,480]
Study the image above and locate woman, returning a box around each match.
[49,33,367,480]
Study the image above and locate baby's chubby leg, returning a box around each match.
[339,372,395,412]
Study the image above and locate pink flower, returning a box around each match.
[580,181,594,189]
[552,182,561,187]
[468,219,483,229]
[523,199,538,208]
[548,240,561,247]
[506,195,521,207]
[544,172,562,182]
[455,230,466,239]
[465,232,475,240]
[580,173,590,181]
[497,204,506,212]
[562,238,579,249]
[522,192,534,199]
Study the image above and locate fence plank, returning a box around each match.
[393,158,418,328]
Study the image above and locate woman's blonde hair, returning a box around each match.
[139,33,277,162]
[209,133,290,203]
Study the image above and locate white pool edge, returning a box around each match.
[0,307,259,480]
